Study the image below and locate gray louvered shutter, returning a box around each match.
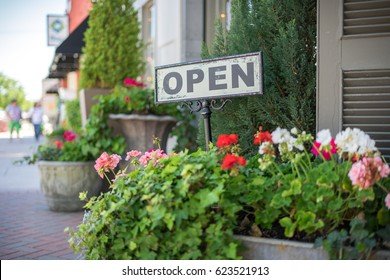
[344,0,390,36]
[343,69,390,161]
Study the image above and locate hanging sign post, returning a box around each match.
[155,52,263,150]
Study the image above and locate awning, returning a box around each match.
[48,16,89,79]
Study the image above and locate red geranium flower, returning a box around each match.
[216,134,239,148]
[254,126,272,145]
[221,154,246,170]
[254,131,272,145]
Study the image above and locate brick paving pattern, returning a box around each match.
[0,128,85,260]
[0,191,84,260]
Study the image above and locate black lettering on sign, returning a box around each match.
[232,62,254,88]
[187,69,204,93]
[163,72,183,95]
[208,66,228,90]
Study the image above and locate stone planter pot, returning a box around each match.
[109,114,176,152]
[235,235,390,260]
[37,161,102,212]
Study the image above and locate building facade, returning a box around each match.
[317,0,390,161]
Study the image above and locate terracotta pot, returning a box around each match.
[37,161,102,212]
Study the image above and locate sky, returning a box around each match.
[0,0,67,101]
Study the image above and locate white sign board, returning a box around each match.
[155,52,263,104]
[47,15,69,46]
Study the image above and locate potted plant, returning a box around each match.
[79,0,145,126]
[68,126,390,259]
[102,77,187,153]
[45,127,66,145]
[25,130,100,212]
[26,125,126,212]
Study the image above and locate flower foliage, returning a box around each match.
[24,130,92,163]
[69,127,390,260]
[106,77,178,116]
[69,147,241,260]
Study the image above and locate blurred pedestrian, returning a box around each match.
[5,98,22,141]
[29,102,44,141]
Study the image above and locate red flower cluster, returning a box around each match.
[216,133,246,171]
[54,140,63,150]
[221,154,246,170]
[254,126,272,145]
[123,77,144,88]
[125,96,131,102]
[216,134,238,148]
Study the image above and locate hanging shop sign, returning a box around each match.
[47,15,69,46]
[155,52,263,104]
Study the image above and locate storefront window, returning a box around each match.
[204,0,231,49]
[142,1,155,86]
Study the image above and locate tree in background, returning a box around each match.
[80,0,145,88]
[200,0,317,156]
[0,72,32,111]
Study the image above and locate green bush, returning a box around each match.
[200,0,317,156]
[65,99,82,133]
[80,0,144,88]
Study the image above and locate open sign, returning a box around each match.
[155,52,263,104]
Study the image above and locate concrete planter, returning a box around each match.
[37,161,102,212]
[79,88,112,127]
[235,235,390,260]
[109,114,176,152]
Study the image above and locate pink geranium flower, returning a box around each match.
[311,139,337,160]
[348,156,390,190]
[125,150,142,161]
[139,149,167,167]
[94,152,122,178]
[385,194,390,210]
[123,77,144,88]
[63,131,76,142]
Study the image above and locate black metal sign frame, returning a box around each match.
[154,52,264,150]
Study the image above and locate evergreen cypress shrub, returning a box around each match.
[80,0,145,88]
[65,99,82,133]
[200,0,317,156]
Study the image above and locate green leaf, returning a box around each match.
[282,179,302,197]
[279,217,297,238]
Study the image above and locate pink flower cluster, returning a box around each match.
[139,149,167,167]
[311,129,337,160]
[386,194,390,210]
[123,77,144,88]
[95,149,170,181]
[63,131,76,142]
[311,139,337,160]
[94,152,122,178]
[348,156,390,190]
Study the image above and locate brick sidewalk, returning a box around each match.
[0,191,84,260]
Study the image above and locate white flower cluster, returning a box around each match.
[271,127,304,154]
[334,127,377,156]
[316,129,332,146]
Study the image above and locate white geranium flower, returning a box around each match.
[316,129,332,146]
[335,127,377,155]
[335,127,359,154]
[290,127,298,135]
[357,133,377,155]
[272,127,291,144]
[259,142,271,155]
